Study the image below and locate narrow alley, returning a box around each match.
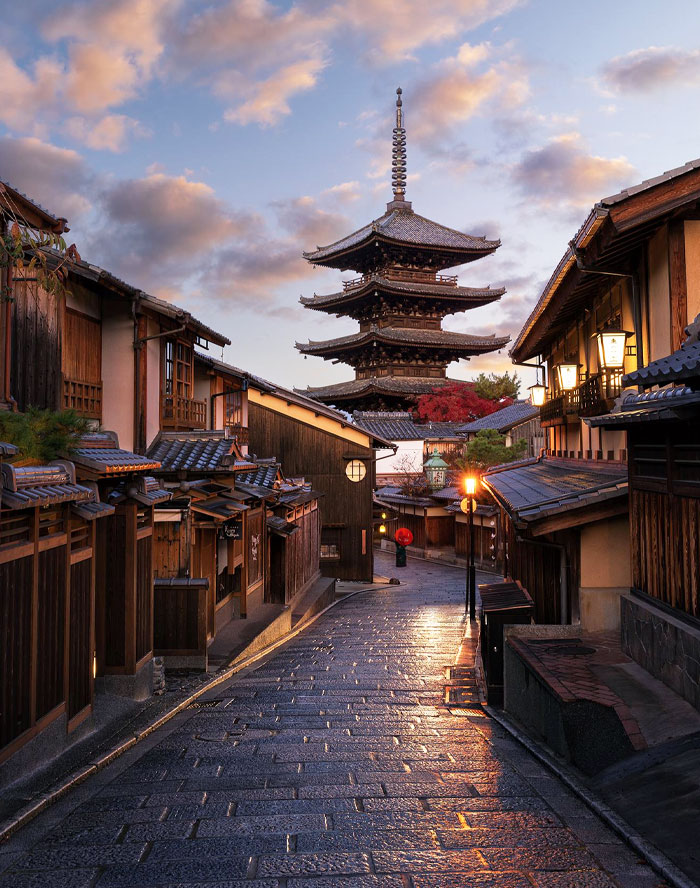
[0,554,665,888]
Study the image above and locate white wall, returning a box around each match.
[376,439,424,478]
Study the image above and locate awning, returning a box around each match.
[587,387,700,428]
[191,498,248,521]
[267,516,300,537]
[483,457,628,535]
[1,462,94,510]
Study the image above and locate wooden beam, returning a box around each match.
[529,497,628,537]
[668,219,688,352]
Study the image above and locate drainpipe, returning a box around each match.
[515,534,568,625]
[570,244,644,372]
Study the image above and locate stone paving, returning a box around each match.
[0,553,668,888]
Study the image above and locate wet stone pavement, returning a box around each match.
[0,554,668,888]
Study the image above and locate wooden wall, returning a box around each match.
[284,506,320,603]
[249,402,374,581]
[10,271,61,412]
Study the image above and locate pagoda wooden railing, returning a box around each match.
[161,394,207,430]
[342,270,459,291]
[578,371,623,417]
[62,376,102,420]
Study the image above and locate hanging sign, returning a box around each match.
[220,517,243,540]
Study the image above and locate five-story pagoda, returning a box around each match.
[296,88,509,413]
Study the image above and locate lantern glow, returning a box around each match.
[464,476,477,496]
[529,383,546,407]
[556,363,579,391]
[379,524,387,534]
[595,328,631,370]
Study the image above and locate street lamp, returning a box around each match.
[462,475,478,621]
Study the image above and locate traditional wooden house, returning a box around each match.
[0,452,115,765]
[245,373,393,582]
[485,157,700,631]
[588,316,700,709]
[460,400,544,458]
[297,89,508,413]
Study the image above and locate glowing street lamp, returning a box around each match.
[594,328,632,370]
[463,475,478,620]
[379,524,387,534]
[555,363,579,392]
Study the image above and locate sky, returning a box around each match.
[2,0,700,395]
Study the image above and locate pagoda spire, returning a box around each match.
[391,87,408,205]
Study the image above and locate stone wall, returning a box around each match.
[621,594,700,711]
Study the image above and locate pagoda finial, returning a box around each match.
[391,87,407,202]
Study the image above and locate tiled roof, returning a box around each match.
[1,462,94,510]
[623,327,700,389]
[191,497,249,521]
[235,462,279,490]
[587,387,700,427]
[267,516,300,536]
[375,486,435,508]
[304,208,500,262]
[72,500,115,520]
[301,277,505,310]
[0,442,18,457]
[0,179,62,226]
[352,412,465,441]
[148,432,255,474]
[301,375,468,401]
[460,401,540,433]
[71,447,161,474]
[483,457,627,527]
[297,327,510,355]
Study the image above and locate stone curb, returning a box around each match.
[0,581,386,845]
[483,704,699,888]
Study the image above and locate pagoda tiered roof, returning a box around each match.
[303,205,500,272]
[297,327,509,360]
[297,375,466,410]
[300,274,505,317]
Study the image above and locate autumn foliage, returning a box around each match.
[414,382,512,423]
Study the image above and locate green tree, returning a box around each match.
[456,428,528,474]
[473,371,520,401]
[0,408,89,462]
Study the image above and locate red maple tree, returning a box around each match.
[413,382,512,422]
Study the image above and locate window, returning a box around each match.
[164,339,192,399]
[224,386,242,428]
[320,544,339,559]
[346,459,367,482]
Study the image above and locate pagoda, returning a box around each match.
[296,88,510,413]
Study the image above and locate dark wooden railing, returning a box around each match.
[62,376,102,419]
[578,371,623,417]
[342,269,459,291]
[539,392,579,426]
[161,394,207,429]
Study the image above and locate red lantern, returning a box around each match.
[395,527,414,547]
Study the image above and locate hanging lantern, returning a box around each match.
[528,382,546,406]
[379,524,387,534]
[594,328,632,370]
[423,446,449,491]
[556,363,579,391]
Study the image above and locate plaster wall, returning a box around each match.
[685,220,700,324]
[102,303,134,449]
[647,226,671,361]
[376,440,423,477]
[65,283,100,320]
[146,318,160,448]
[579,516,631,632]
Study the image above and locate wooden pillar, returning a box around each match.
[124,502,138,674]
[669,220,688,352]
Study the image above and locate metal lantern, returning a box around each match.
[423,446,449,491]
[555,363,579,391]
[528,382,546,407]
[464,476,477,496]
[594,328,631,370]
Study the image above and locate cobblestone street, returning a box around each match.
[0,554,667,888]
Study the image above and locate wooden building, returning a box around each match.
[244,373,391,582]
[297,90,508,412]
[0,453,114,764]
[589,317,700,710]
[485,157,700,632]
[460,400,544,458]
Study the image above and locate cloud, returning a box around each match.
[321,181,362,204]
[338,0,523,63]
[221,57,326,126]
[601,46,700,94]
[511,133,635,210]
[0,49,61,134]
[0,135,92,219]
[64,114,148,152]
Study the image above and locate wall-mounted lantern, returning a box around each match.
[594,328,632,370]
[555,363,579,391]
[528,382,546,406]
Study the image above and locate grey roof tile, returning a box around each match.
[460,400,540,433]
[623,341,700,388]
[297,326,510,354]
[147,433,253,474]
[301,277,504,309]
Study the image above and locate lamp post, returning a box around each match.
[462,476,477,621]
